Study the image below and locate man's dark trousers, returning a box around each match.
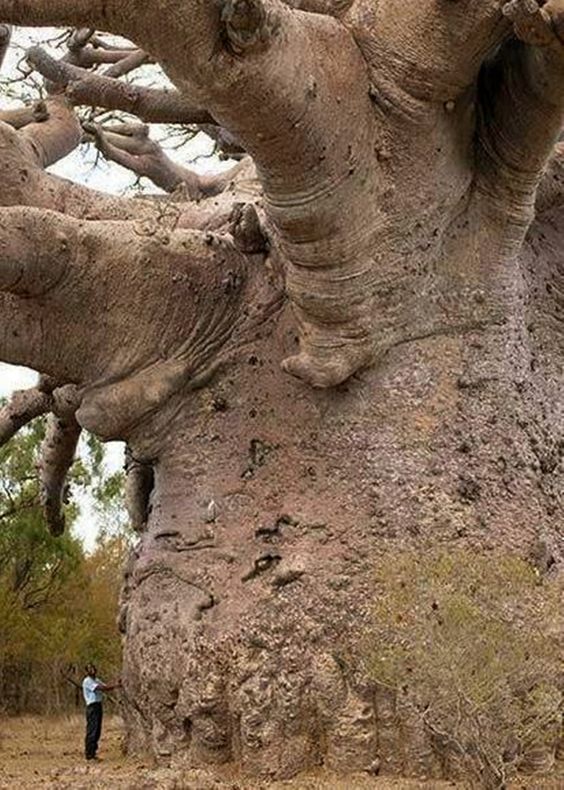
[85,702,103,759]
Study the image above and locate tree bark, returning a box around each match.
[117,217,563,776]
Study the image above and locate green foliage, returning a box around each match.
[368,548,563,788]
[93,470,129,539]
[0,416,130,714]
[0,417,83,614]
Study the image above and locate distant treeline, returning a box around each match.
[0,412,129,715]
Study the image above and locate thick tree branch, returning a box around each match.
[98,0,386,387]
[1,0,509,392]
[0,101,48,130]
[26,47,214,125]
[39,412,81,536]
[0,384,52,446]
[348,0,512,101]
[90,33,132,51]
[0,119,248,232]
[31,0,396,388]
[476,25,564,226]
[50,170,247,229]
[0,0,220,78]
[210,3,387,386]
[0,0,109,29]
[0,208,73,297]
[0,205,277,438]
[0,22,10,69]
[19,95,81,168]
[87,121,196,194]
[102,48,150,79]
[87,121,246,198]
[1,4,384,394]
[69,45,146,69]
[0,119,165,219]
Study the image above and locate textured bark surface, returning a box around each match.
[119,290,564,780]
[0,0,564,784]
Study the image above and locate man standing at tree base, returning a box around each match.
[82,663,120,761]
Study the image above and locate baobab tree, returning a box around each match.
[0,0,563,784]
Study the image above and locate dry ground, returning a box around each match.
[0,715,561,789]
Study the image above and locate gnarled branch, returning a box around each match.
[476,9,564,227]
[0,119,248,232]
[9,0,558,395]
[0,204,278,438]
[0,383,52,446]
[39,412,81,536]
[348,0,511,102]
[0,22,11,70]
[54,0,385,388]
[102,48,150,79]
[68,45,146,69]
[0,101,49,130]
[26,47,214,126]
[0,207,73,297]
[19,95,82,168]
[0,0,109,29]
[86,121,247,198]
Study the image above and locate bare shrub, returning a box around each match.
[367,549,563,789]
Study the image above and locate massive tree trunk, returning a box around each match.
[119,309,563,780]
[0,1,563,785]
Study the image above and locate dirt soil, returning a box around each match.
[0,715,561,789]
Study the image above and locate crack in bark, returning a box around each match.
[134,563,216,618]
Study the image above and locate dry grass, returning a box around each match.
[0,714,562,789]
[0,714,454,789]
[367,550,563,788]
[0,714,131,789]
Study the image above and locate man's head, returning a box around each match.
[85,663,97,678]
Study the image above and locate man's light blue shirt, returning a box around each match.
[83,676,103,705]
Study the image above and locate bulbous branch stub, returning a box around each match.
[221,0,281,54]
[503,0,564,46]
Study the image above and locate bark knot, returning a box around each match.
[221,0,281,54]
